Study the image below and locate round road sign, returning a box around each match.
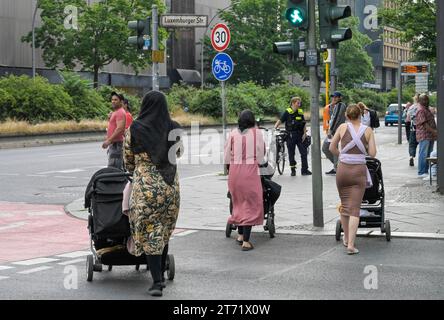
[211,23,231,52]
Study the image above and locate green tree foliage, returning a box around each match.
[336,17,375,88]
[380,0,436,62]
[205,0,304,87]
[22,0,167,88]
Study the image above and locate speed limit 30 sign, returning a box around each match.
[211,23,231,52]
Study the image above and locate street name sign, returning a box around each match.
[160,15,208,28]
[212,53,234,81]
[211,23,231,52]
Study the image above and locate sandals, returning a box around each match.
[343,241,348,247]
[236,237,243,245]
[347,248,359,255]
[241,242,254,251]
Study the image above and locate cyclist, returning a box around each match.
[274,97,311,176]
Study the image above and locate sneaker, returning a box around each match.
[409,158,414,167]
[418,173,429,178]
[325,169,336,175]
[291,168,296,176]
[301,170,312,176]
[148,283,163,297]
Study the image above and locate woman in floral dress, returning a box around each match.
[124,91,181,297]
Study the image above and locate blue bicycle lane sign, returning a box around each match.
[212,53,234,81]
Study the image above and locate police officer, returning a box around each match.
[274,97,312,176]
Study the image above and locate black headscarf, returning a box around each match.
[130,91,181,186]
[238,109,256,132]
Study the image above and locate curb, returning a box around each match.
[64,198,444,241]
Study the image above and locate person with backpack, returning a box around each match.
[358,102,380,130]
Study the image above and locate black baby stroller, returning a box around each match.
[84,167,175,282]
[335,157,391,242]
[225,172,282,239]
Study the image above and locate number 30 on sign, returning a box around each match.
[211,23,231,52]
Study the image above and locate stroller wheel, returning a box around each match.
[166,254,175,280]
[267,216,275,238]
[108,265,112,272]
[93,262,102,272]
[385,220,391,242]
[86,255,94,282]
[225,223,233,238]
[335,220,342,241]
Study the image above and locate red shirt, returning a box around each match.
[107,108,126,142]
[415,105,437,142]
[125,112,133,129]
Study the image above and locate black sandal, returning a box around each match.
[241,242,254,251]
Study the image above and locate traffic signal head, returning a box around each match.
[286,0,308,30]
[273,38,305,62]
[128,18,151,50]
[318,0,352,49]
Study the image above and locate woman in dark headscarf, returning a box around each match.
[224,110,266,251]
[124,91,181,297]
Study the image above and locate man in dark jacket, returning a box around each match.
[322,92,346,175]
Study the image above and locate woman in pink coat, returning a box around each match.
[224,110,265,251]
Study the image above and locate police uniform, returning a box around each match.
[280,107,309,174]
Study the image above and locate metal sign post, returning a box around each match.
[152,5,159,91]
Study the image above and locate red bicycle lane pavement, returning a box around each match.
[0,201,89,263]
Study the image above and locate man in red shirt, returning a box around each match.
[123,99,133,129]
[103,92,126,169]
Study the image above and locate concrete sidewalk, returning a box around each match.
[66,127,444,239]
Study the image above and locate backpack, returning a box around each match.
[370,110,380,128]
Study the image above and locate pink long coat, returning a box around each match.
[224,127,265,226]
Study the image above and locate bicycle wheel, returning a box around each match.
[277,144,285,175]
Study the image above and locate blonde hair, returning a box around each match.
[357,102,367,115]
[346,104,362,121]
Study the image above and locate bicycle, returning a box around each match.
[274,128,288,175]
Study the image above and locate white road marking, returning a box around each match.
[47,152,95,158]
[26,211,64,216]
[0,213,14,218]
[0,222,26,231]
[174,230,198,237]
[0,266,14,271]
[180,173,218,181]
[12,258,59,266]
[0,173,19,176]
[0,276,10,280]
[17,266,53,274]
[26,175,48,178]
[57,258,85,266]
[58,169,85,173]
[55,251,91,258]
[54,176,77,179]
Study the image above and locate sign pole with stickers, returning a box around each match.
[211,23,233,175]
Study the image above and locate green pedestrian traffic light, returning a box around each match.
[318,0,352,49]
[128,18,151,50]
[286,0,308,30]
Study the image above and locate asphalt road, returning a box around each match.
[0,125,396,205]
[0,230,443,300]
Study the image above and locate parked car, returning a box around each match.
[384,104,406,126]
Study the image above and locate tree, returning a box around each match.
[22,0,167,88]
[205,0,304,87]
[336,17,375,89]
[380,0,436,63]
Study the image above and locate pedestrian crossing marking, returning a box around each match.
[56,251,90,258]
[0,276,10,280]
[17,266,53,274]
[57,258,85,266]
[12,258,59,266]
[0,266,15,271]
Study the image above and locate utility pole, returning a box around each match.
[308,0,323,227]
[437,0,444,194]
[152,5,160,91]
[397,60,403,144]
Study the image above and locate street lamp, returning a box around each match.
[200,4,232,90]
[32,0,40,79]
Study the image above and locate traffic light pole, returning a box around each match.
[330,49,336,92]
[308,0,324,227]
[152,5,160,91]
[437,0,444,194]
[397,62,403,145]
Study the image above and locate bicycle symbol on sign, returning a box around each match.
[214,59,232,74]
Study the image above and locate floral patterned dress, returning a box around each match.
[124,130,180,256]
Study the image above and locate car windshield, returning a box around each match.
[388,105,398,113]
